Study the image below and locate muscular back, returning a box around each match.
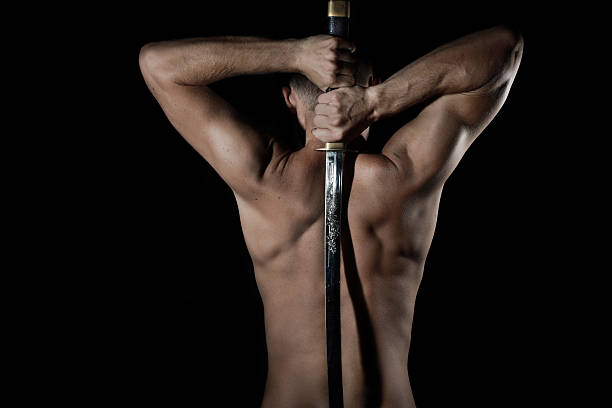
[234,141,446,407]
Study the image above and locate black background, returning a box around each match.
[37,1,593,406]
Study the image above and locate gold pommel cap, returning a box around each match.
[328,0,350,18]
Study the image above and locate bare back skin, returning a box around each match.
[140,26,523,407]
[239,145,439,407]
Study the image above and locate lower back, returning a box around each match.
[252,227,423,407]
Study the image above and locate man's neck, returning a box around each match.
[302,114,327,152]
[304,134,327,152]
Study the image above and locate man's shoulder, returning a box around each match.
[352,150,442,204]
[353,153,402,190]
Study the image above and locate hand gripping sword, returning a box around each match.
[316,1,351,407]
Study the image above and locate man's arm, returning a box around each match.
[314,25,523,186]
[139,35,355,196]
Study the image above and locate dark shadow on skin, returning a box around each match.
[341,152,382,407]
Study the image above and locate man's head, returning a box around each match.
[288,74,324,111]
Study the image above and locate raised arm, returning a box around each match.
[139,35,355,196]
[314,25,523,187]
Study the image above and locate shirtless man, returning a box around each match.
[139,25,523,407]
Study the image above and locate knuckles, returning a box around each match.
[313,115,325,127]
[316,91,345,106]
[313,114,342,128]
[313,108,345,128]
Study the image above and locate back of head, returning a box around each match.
[289,74,323,111]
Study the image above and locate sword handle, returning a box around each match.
[325,1,350,150]
[328,0,350,39]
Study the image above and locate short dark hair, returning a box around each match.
[289,74,323,110]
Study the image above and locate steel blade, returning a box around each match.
[324,149,344,408]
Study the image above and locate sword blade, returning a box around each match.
[324,149,344,408]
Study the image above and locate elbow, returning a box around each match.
[506,27,524,79]
[138,43,159,77]
[496,24,524,59]
[492,25,524,81]
[138,42,176,84]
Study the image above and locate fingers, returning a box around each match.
[314,112,342,129]
[323,38,357,88]
[317,91,333,104]
[327,61,356,88]
[314,103,335,115]
[318,88,347,104]
[336,49,357,63]
[313,114,329,128]
[336,61,356,76]
[311,127,334,141]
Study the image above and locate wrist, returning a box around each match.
[365,84,383,123]
[286,38,305,74]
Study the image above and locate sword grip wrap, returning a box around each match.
[326,1,350,96]
[324,1,350,149]
[328,17,349,39]
[327,1,350,39]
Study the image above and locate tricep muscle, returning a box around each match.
[382,79,516,188]
[142,73,273,196]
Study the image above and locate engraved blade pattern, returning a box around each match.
[325,151,343,255]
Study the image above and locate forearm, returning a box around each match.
[139,36,299,86]
[367,25,522,121]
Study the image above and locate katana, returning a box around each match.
[316,1,351,407]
